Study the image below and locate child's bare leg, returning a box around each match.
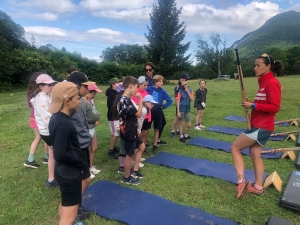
[179,120,183,136]
[28,129,41,160]
[89,134,98,168]
[171,117,179,131]
[195,110,200,125]
[141,130,148,144]
[109,135,118,150]
[184,122,191,135]
[198,110,204,124]
[153,129,159,146]
[59,204,79,225]
[47,146,55,181]
[124,155,134,178]
[81,177,91,194]
[133,143,145,171]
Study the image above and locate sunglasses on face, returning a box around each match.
[145,68,153,72]
[261,53,271,64]
[45,83,56,87]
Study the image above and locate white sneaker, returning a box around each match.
[132,162,145,168]
[194,126,201,130]
[199,124,206,128]
[140,158,145,162]
[90,173,95,179]
[90,166,101,175]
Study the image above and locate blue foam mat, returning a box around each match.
[186,136,283,159]
[207,125,285,141]
[224,115,289,127]
[146,152,267,184]
[82,180,236,225]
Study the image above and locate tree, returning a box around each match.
[101,44,147,65]
[0,10,29,48]
[145,0,191,78]
[196,33,233,80]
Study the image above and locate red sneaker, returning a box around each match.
[247,183,264,195]
[236,180,251,199]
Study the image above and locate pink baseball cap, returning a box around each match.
[88,84,102,92]
[36,74,57,84]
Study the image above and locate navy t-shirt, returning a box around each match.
[118,96,138,140]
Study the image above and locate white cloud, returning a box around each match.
[24,26,146,45]
[15,12,58,21]
[181,1,280,35]
[79,0,154,10]
[13,0,77,14]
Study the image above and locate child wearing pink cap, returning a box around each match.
[28,74,58,187]
[82,84,101,177]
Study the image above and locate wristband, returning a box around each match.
[251,103,256,110]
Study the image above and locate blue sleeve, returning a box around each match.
[146,87,153,95]
[162,90,173,109]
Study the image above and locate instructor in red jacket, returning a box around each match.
[231,53,283,199]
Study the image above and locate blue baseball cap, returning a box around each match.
[143,95,158,104]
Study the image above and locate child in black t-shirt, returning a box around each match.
[194,80,207,130]
[48,82,90,225]
[115,76,145,185]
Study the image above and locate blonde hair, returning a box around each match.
[153,75,164,84]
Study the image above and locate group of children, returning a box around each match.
[24,63,208,224]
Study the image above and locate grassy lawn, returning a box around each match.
[0,76,300,225]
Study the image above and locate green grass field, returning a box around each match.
[0,76,300,225]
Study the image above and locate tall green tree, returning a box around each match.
[145,0,191,78]
[196,33,233,80]
[101,44,147,65]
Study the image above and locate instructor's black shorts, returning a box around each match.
[40,134,53,146]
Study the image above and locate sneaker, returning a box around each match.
[170,132,175,138]
[145,143,151,148]
[118,166,124,174]
[132,162,144,168]
[46,179,59,187]
[42,158,48,164]
[247,183,264,195]
[179,137,186,143]
[199,124,206,128]
[131,170,144,179]
[24,160,40,169]
[90,166,101,175]
[176,130,180,135]
[140,158,145,162]
[152,145,158,154]
[108,150,118,159]
[76,207,90,220]
[236,180,251,199]
[157,140,168,145]
[113,147,119,154]
[121,176,141,185]
[184,135,192,140]
[74,222,86,225]
[90,173,95,179]
[194,126,201,130]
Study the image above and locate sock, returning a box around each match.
[157,140,161,142]
[119,156,125,167]
[198,123,200,126]
[44,152,49,160]
[237,178,244,184]
[48,179,54,182]
[180,135,183,138]
[176,130,179,132]
[171,130,175,133]
[184,134,188,138]
[254,184,263,190]
[28,153,34,162]
[109,149,114,152]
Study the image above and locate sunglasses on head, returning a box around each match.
[145,68,153,72]
[261,53,271,64]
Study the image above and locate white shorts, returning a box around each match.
[109,120,120,136]
[89,128,95,138]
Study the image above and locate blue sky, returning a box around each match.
[1,0,300,61]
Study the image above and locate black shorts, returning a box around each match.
[55,171,82,206]
[151,107,166,130]
[125,137,143,156]
[40,134,53,146]
[142,119,152,131]
[81,148,90,179]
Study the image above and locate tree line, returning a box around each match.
[1,0,300,92]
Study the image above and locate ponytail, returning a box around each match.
[112,90,124,120]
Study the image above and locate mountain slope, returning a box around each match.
[231,10,300,58]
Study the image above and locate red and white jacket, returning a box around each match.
[251,72,281,131]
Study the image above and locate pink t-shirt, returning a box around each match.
[132,88,151,121]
